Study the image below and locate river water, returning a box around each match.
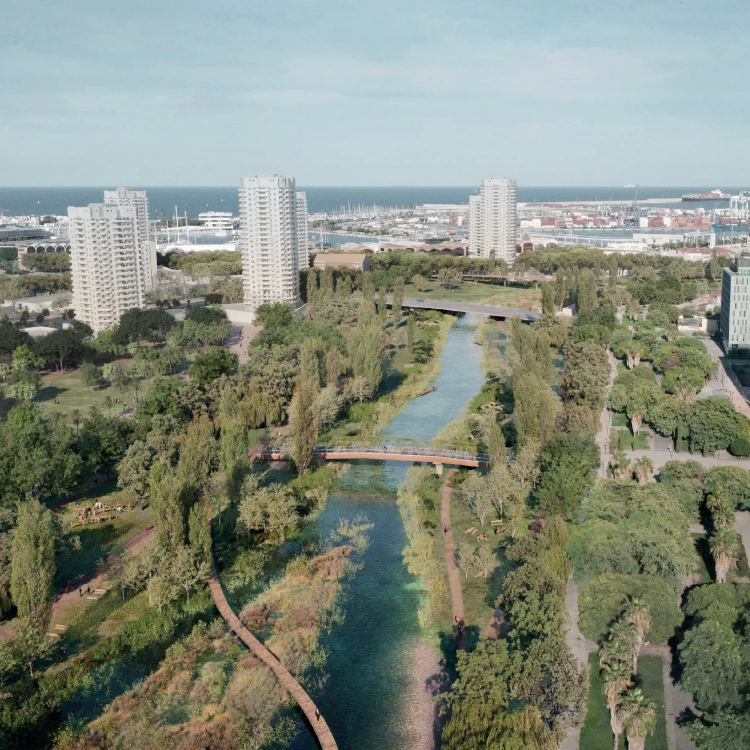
[289,314,485,750]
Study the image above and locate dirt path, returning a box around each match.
[440,471,467,651]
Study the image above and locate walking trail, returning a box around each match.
[208,516,337,750]
[440,471,467,651]
[560,577,597,750]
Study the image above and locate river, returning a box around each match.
[288,314,485,750]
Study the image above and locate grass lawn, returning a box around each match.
[612,429,650,451]
[36,357,156,423]
[409,280,541,309]
[611,413,629,428]
[692,533,713,583]
[580,653,668,750]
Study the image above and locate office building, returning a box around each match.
[103,187,156,290]
[469,177,518,265]
[721,256,750,354]
[238,175,308,312]
[68,203,147,333]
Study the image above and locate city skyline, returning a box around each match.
[3,1,750,186]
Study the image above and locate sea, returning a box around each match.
[0,186,747,218]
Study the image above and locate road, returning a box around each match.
[390,296,539,321]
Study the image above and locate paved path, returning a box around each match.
[227,322,260,365]
[208,520,337,750]
[561,577,598,750]
[595,350,618,478]
[440,472,467,651]
[734,510,750,565]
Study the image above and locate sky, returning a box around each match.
[2,0,750,186]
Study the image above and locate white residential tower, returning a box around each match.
[68,203,148,333]
[103,187,157,290]
[238,175,308,313]
[469,177,518,265]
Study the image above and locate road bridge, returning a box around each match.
[385,296,539,321]
[255,443,491,471]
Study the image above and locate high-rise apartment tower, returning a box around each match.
[68,203,147,333]
[238,175,308,313]
[469,177,517,265]
[721,256,750,354]
[103,187,157,290]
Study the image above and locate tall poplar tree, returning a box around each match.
[392,277,404,329]
[11,498,56,676]
[290,379,319,476]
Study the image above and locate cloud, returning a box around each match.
[233,89,346,107]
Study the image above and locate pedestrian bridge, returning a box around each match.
[255,442,491,469]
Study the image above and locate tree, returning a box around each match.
[541,282,556,316]
[577,269,598,313]
[32,328,87,373]
[238,483,299,542]
[406,316,416,349]
[623,597,651,668]
[618,688,656,750]
[710,527,741,583]
[680,618,745,715]
[512,366,560,446]
[474,544,499,579]
[189,347,238,387]
[10,498,56,676]
[460,471,493,526]
[79,361,101,389]
[534,430,598,518]
[412,274,429,292]
[708,247,722,281]
[117,441,152,510]
[252,301,294,330]
[290,379,318,476]
[633,456,654,484]
[437,267,462,290]
[392,276,404,328]
[601,660,631,750]
[457,546,476,580]
[577,574,681,644]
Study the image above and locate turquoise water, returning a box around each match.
[289,315,485,750]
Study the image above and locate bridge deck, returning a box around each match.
[256,445,490,469]
[386,295,539,321]
[208,522,338,749]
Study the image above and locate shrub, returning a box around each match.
[729,437,750,457]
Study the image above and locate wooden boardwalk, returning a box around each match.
[208,554,338,749]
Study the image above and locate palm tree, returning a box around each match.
[51,412,63,428]
[103,396,114,421]
[632,456,654,485]
[609,619,640,673]
[617,688,656,750]
[71,409,81,437]
[88,403,100,419]
[706,493,734,530]
[599,635,633,671]
[601,660,631,750]
[623,598,651,670]
[709,527,741,583]
[610,451,631,480]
